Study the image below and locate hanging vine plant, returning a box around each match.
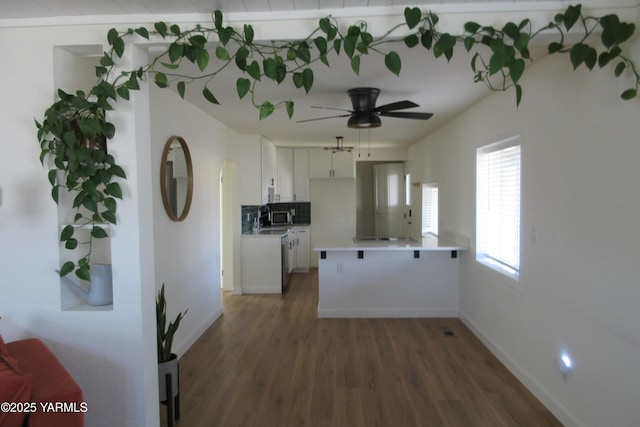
[36,4,638,280]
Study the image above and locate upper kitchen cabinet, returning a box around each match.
[293,148,309,201]
[239,135,277,205]
[274,147,309,202]
[276,147,293,201]
[308,148,354,178]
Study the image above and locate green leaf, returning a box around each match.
[214,10,223,29]
[404,7,422,30]
[259,102,275,120]
[135,27,149,39]
[614,61,626,77]
[59,261,75,277]
[61,225,75,241]
[584,47,597,70]
[154,72,168,88]
[160,62,180,70]
[116,86,130,100]
[169,43,184,63]
[421,30,433,49]
[189,35,207,49]
[302,68,314,93]
[285,100,294,119]
[154,22,168,38]
[170,24,181,37]
[384,51,401,76]
[176,81,186,99]
[351,56,360,75]
[314,37,328,55]
[514,33,530,52]
[112,37,125,58]
[489,53,508,75]
[196,49,210,72]
[344,35,357,58]
[275,64,287,84]
[404,34,419,48]
[570,43,590,69]
[100,53,115,67]
[91,226,109,239]
[292,72,303,89]
[548,42,563,54]
[102,211,117,224]
[509,58,526,83]
[244,24,254,44]
[246,61,261,81]
[48,169,57,186]
[333,39,342,55]
[621,88,637,100]
[433,33,456,59]
[219,27,234,46]
[464,21,481,34]
[107,28,120,48]
[110,164,126,179]
[215,46,230,60]
[236,78,251,99]
[235,46,249,70]
[106,182,123,199]
[319,17,331,35]
[263,58,276,80]
[52,185,60,204]
[297,43,311,63]
[202,87,219,104]
[104,198,117,212]
[503,22,519,41]
[464,37,474,52]
[65,238,78,250]
[563,4,582,31]
[516,84,523,107]
[76,265,91,282]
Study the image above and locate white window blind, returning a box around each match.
[422,184,438,236]
[476,137,521,280]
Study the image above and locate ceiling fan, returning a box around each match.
[297,87,433,128]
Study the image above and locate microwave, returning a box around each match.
[270,210,292,225]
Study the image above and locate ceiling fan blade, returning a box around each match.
[311,106,353,112]
[378,111,434,120]
[373,100,419,113]
[296,114,351,123]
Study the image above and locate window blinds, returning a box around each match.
[422,184,439,236]
[477,139,521,275]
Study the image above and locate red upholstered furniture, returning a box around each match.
[0,336,84,427]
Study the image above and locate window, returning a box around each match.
[476,136,521,281]
[422,183,438,236]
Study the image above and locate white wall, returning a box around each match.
[0,24,159,426]
[149,83,238,357]
[408,38,640,427]
[0,22,240,427]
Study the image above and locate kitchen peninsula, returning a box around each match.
[313,233,468,318]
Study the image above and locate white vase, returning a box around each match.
[158,353,179,401]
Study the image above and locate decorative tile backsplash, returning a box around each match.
[241,202,311,232]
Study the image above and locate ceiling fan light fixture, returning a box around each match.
[347,112,381,128]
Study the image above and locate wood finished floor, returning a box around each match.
[163,269,561,427]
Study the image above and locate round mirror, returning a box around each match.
[160,136,193,221]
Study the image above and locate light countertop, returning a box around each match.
[242,224,310,237]
[313,233,469,252]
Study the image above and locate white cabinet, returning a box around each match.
[291,226,310,272]
[241,236,282,293]
[276,147,293,202]
[274,147,309,202]
[262,138,277,203]
[308,149,354,178]
[239,135,277,205]
[293,148,309,201]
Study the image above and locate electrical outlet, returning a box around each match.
[337,262,343,273]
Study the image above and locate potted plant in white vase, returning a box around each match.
[156,283,187,423]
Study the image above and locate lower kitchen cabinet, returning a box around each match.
[292,226,310,273]
[241,236,283,294]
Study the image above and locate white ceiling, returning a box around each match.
[2,0,637,147]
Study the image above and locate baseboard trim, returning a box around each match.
[459,311,582,427]
[242,287,282,294]
[318,308,458,318]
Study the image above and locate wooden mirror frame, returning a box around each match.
[160,135,193,222]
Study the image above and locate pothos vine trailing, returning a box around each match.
[37,4,638,281]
